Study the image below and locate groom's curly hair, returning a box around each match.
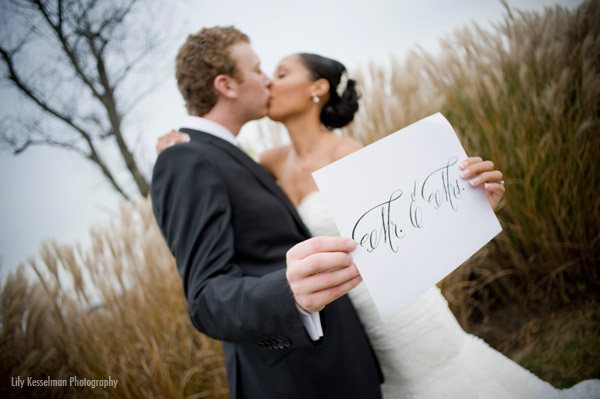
[176,26,249,116]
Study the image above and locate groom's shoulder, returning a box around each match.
[153,140,218,177]
[156,140,201,160]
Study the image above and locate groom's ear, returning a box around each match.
[214,74,238,99]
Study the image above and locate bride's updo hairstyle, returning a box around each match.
[298,53,359,130]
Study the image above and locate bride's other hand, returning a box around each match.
[459,156,505,210]
[156,129,190,154]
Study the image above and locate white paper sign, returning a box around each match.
[312,113,502,319]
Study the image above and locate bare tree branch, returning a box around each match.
[1,47,92,141]
[0,0,167,199]
[33,0,104,99]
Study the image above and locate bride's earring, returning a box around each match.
[312,94,320,103]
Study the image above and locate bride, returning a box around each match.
[157,53,599,399]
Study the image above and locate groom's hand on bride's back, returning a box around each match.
[286,237,362,313]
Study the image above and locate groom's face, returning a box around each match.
[230,42,272,121]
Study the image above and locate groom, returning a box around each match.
[151,26,382,398]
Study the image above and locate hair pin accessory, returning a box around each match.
[336,71,349,97]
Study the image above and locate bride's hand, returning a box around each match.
[156,129,190,154]
[459,157,505,210]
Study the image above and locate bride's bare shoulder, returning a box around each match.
[259,145,291,176]
[332,135,363,160]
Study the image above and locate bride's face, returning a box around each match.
[268,54,317,122]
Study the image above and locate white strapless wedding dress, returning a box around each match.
[297,191,599,399]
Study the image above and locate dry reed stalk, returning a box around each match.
[254,0,599,385]
[1,199,229,399]
[422,1,599,322]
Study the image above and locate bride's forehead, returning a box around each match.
[276,54,303,70]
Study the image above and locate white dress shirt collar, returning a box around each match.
[181,115,239,147]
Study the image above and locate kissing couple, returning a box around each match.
[151,26,597,399]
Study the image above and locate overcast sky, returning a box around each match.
[0,0,583,276]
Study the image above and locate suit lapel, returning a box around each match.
[181,128,311,238]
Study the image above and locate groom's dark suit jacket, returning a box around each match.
[151,128,382,399]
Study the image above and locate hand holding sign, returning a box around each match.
[459,157,505,210]
[312,113,502,319]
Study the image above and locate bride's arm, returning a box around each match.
[156,130,190,154]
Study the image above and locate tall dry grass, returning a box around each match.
[255,0,599,385]
[0,199,228,399]
[426,0,599,321]
[1,0,598,395]
[347,0,600,384]
[345,1,600,322]
[345,56,443,145]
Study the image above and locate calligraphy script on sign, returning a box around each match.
[352,156,465,254]
[312,113,502,319]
